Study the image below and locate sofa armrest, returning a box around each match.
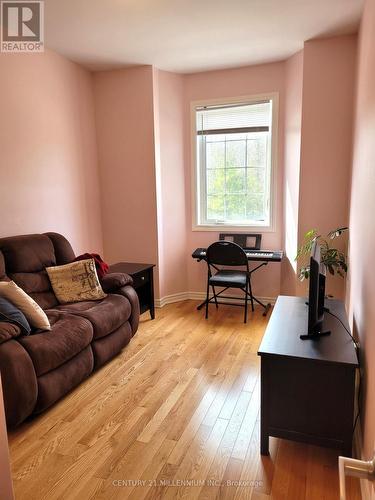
[0,339,38,428]
[114,285,140,335]
[100,272,133,293]
[0,322,21,345]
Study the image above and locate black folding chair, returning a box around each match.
[204,241,254,323]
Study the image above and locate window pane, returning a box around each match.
[247,168,265,194]
[207,169,225,195]
[206,142,225,169]
[247,134,267,166]
[227,133,247,140]
[207,195,224,220]
[206,134,226,143]
[226,168,246,193]
[226,140,246,168]
[225,194,246,221]
[246,194,265,220]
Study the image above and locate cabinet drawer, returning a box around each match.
[132,271,149,288]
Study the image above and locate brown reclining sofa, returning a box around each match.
[0,232,140,428]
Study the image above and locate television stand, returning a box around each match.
[300,329,331,340]
[258,296,358,456]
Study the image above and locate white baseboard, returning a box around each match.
[155,291,276,308]
[155,292,191,308]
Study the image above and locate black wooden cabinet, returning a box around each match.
[258,296,358,456]
[109,262,155,319]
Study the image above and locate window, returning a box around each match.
[193,95,277,230]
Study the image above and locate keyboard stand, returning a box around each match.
[196,261,272,317]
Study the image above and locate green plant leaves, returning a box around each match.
[296,227,348,281]
[295,229,318,260]
[298,266,311,281]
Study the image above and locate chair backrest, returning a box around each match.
[206,241,248,267]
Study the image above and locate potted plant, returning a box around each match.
[296,227,348,281]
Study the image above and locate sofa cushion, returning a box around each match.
[0,234,59,310]
[18,311,93,376]
[46,259,106,304]
[11,270,58,310]
[45,232,76,265]
[0,296,31,335]
[54,294,131,339]
[75,253,109,279]
[0,234,56,273]
[0,281,51,331]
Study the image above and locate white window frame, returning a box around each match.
[191,93,279,232]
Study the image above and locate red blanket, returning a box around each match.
[75,253,109,279]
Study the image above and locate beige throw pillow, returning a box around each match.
[0,281,51,331]
[46,259,107,304]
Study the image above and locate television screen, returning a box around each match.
[308,241,321,334]
[300,240,330,339]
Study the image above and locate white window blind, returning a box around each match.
[194,98,275,229]
[196,101,271,135]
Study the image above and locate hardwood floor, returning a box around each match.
[8,301,361,499]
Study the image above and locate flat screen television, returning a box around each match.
[300,240,331,340]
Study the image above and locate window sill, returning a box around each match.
[192,223,275,233]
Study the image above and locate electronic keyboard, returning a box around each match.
[192,247,283,262]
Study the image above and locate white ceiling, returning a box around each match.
[44,0,364,74]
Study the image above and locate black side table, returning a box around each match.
[109,262,155,319]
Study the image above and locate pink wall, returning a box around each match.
[93,66,159,290]
[0,377,13,500]
[184,63,286,298]
[0,50,103,255]
[91,44,357,303]
[348,0,375,463]
[153,70,187,299]
[281,51,304,295]
[298,36,357,298]
[94,62,288,301]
